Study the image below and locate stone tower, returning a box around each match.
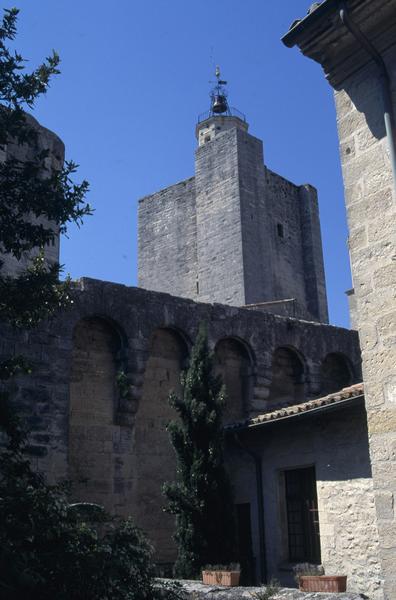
[138,71,328,323]
[0,113,65,277]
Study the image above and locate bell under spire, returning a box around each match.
[211,65,230,115]
[196,67,248,146]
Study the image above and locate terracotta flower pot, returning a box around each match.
[299,575,347,593]
[202,570,241,587]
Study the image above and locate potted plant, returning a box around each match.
[202,563,241,587]
[293,563,347,593]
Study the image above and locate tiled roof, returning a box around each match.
[226,383,364,431]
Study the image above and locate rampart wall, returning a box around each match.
[0,278,360,563]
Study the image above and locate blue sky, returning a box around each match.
[11,1,352,327]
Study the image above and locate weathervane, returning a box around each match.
[197,66,245,124]
[210,65,230,115]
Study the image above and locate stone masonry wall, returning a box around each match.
[0,113,64,276]
[133,328,186,562]
[335,53,396,598]
[138,176,197,299]
[0,278,361,564]
[236,129,268,306]
[69,317,120,512]
[138,123,328,322]
[261,170,328,322]
[214,338,252,425]
[298,184,329,324]
[262,169,306,309]
[282,2,396,596]
[195,127,246,305]
[228,404,382,599]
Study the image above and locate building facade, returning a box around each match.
[283,1,396,598]
[1,278,363,577]
[227,384,382,596]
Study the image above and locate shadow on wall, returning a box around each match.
[267,346,305,407]
[68,316,125,510]
[214,337,254,424]
[266,347,355,407]
[134,327,189,562]
[314,405,373,481]
[138,327,189,423]
[320,352,354,396]
[336,63,387,142]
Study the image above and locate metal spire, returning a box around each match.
[210,65,229,115]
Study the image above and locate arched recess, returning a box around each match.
[134,327,189,562]
[320,352,353,396]
[214,337,254,424]
[69,316,126,510]
[268,346,305,406]
[138,327,189,422]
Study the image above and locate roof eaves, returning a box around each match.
[282,0,338,48]
[225,391,364,432]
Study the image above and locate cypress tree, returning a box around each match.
[163,324,236,579]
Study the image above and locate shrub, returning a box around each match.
[0,403,158,600]
[163,324,237,579]
[250,578,281,600]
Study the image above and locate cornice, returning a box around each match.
[282,0,396,88]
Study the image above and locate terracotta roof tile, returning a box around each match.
[226,383,364,431]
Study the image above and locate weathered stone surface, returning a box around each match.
[228,403,382,599]
[0,278,361,566]
[282,1,396,598]
[161,580,364,600]
[2,19,387,599]
[138,119,328,323]
[0,113,64,277]
[138,176,197,301]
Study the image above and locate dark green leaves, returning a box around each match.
[0,254,72,327]
[0,8,60,111]
[163,324,236,579]
[0,156,91,258]
[0,10,180,599]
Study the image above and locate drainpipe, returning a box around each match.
[338,0,396,201]
[232,433,267,584]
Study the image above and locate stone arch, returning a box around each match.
[214,337,254,424]
[268,346,306,406]
[320,352,354,396]
[134,327,189,562]
[68,316,126,510]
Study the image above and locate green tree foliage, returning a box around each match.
[163,325,236,579]
[0,5,89,217]
[0,413,158,600]
[0,3,92,435]
[0,7,91,333]
[0,3,91,451]
[0,9,181,600]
